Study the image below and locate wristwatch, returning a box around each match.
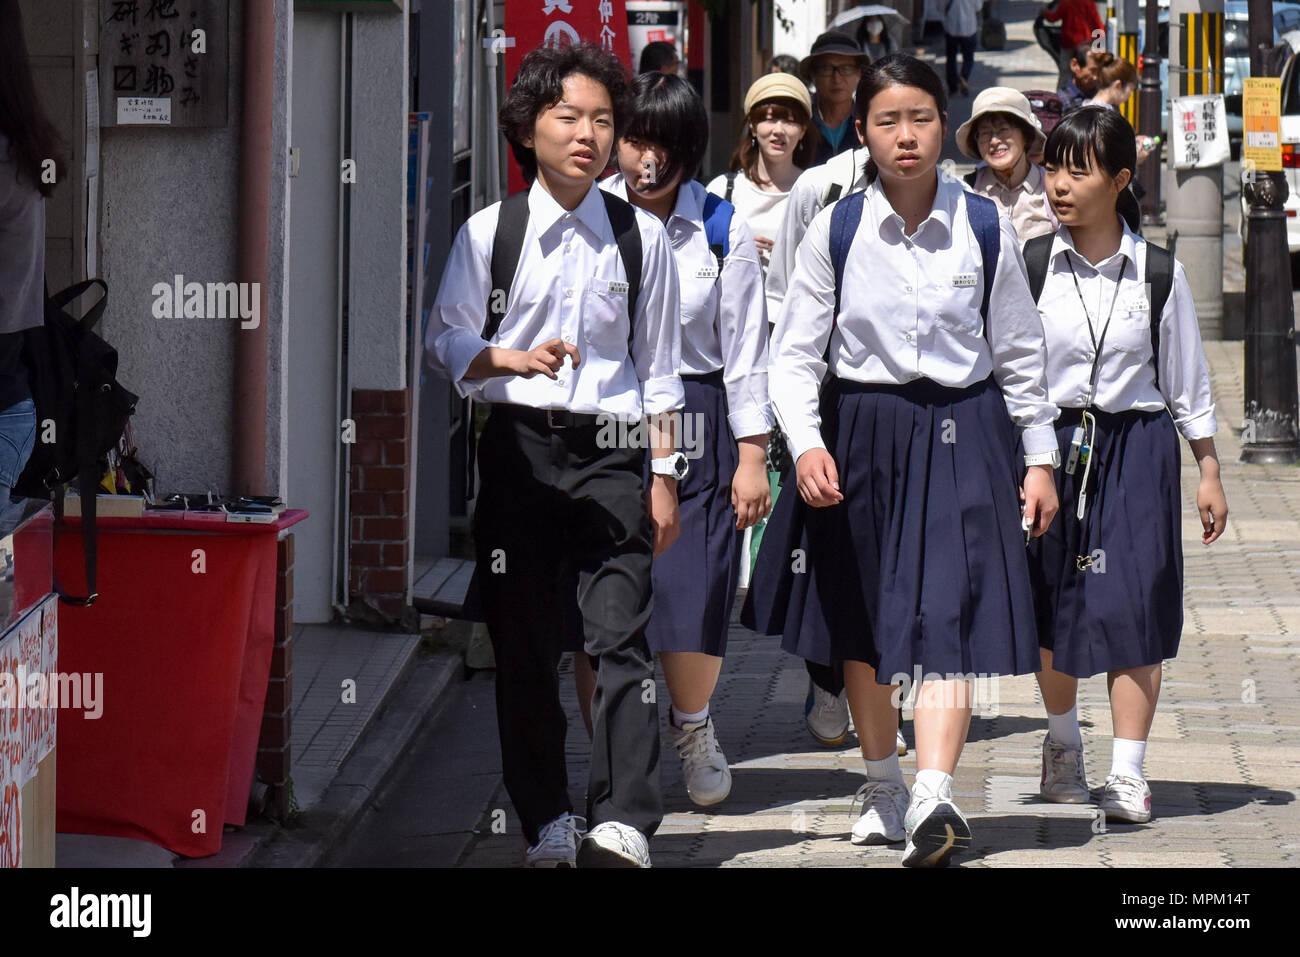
[1024,450,1061,468]
[650,452,689,481]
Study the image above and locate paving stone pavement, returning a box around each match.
[456,339,1300,868]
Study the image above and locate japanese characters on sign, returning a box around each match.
[99,0,229,128]
[1243,78,1283,173]
[1171,93,1229,170]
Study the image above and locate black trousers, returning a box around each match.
[473,405,662,846]
[945,32,977,91]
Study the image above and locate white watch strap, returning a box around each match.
[1024,450,1061,468]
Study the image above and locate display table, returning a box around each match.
[50,509,306,858]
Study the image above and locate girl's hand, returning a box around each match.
[1020,464,1059,537]
[646,476,681,555]
[796,449,843,508]
[753,235,775,254]
[1197,474,1228,544]
[731,459,772,530]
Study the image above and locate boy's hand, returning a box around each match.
[512,339,581,379]
[646,476,681,555]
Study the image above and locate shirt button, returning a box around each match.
[564,288,574,299]
[564,243,571,253]
[905,332,916,344]
[905,285,913,292]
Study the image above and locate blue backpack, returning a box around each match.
[702,191,734,272]
[828,189,1001,338]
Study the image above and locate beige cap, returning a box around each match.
[743,72,813,117]
[955,87,1047,160]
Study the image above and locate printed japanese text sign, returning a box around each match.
[1171,94,1229,169]
[99,0,229,128]
[1243,78,1283,172]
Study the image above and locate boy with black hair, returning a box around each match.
[426,42,686,868]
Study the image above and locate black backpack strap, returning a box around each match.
[599,190,643,345]
[964,169,978,188]
[725,170,737,204]
[1023,232,1055,304]
[825,182,843,203]
[486,191,532,342]
[1144,242,1174,392]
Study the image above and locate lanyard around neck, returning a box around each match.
[1065,250,1125,408]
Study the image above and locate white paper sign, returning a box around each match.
[1171,94,1230,169]
[116,96,172,125]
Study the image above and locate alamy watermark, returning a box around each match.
[0,667,103,719]
[151,275,260,329]
[595,411,706,459]
[889,665,1000,717]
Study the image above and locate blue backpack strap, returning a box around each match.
[963,191,1000,338]
[829,191,866,326]
[702,191,733,271]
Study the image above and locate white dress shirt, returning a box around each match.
[1037,223,1218,440]
[771,175,1059,462]
[766,148,870,323]
[602,177,773,439]
[426,179,684,417]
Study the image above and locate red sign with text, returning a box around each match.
[503,0,632,193]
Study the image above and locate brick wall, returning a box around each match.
[257,532,295,821]
[348,388,412,622]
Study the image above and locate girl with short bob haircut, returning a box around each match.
[1027,106,1227,825]
[598,72,774,810]
[746,54,1061,867]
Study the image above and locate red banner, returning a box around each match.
[503,0,632,193]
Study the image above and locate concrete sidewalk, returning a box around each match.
[456,340,1300,867]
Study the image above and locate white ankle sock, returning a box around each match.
[864,753,905,786]
[1110,738,1146,780]
[1046,705,1083,751]
[671,703,708,729]
[914,768,953,799]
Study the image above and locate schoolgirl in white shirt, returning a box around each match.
[597,72,773,808]
[746,54,1061,867]
[1026,106,1228,824]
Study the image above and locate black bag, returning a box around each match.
[981,4,1007,50]
[19,280,139,605]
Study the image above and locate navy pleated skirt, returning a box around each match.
[742,375,1041,682]
[1027,407,1183,679]
[644,371,743,657]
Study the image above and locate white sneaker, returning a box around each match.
[896,728,908,756]
[902,779,971,868]
[577,821,651,868]
[523,813,585,868]
[668,716,732,807]
[1040,734,1089,804]
[1099,773,1152,823]
[805,679,850,746]
[849,779,909,845]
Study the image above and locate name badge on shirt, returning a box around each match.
[951,272,978,287]
[696,264,720,280]
[605,280,629,295]
[1128,296,1151,313]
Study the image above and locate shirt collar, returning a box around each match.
[975,161,1044,196]
[866,172,957,241]
[528,178,612,243]
[1049,218,1139,272]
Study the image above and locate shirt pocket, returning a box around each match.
[1109,296,1154,356]
[582,278,631,353]
[932,273,985,337]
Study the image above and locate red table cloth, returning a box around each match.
[44,509,306,857]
